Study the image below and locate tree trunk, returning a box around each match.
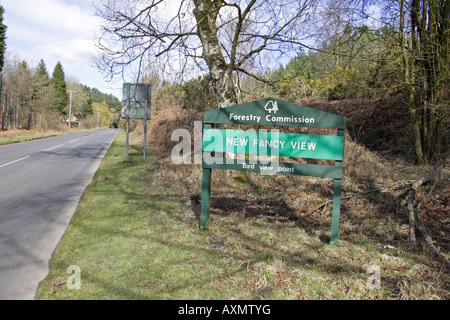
[0,73,2,130]
[1,89,6,130]
[16,99,19,128]
[1,107,4,130]
[401,0,425,164]
[27,111,32,130]
[409,0,449,163]
[9,96,13,129]
[193,0,237,108]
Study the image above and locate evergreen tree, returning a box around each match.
[35,59,50,85]
[51,61,69,115]
[0,5,7,130]
[32,59,55,118]
[0,5,6,74]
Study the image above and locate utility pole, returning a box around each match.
[66,90,76,129]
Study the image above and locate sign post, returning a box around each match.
[200,98,346,245]
[121,83,152,161]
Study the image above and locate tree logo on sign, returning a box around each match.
[264,100,279,114]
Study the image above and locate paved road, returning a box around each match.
[0,129,120,299]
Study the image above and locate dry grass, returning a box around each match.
[153,149,449,299]
[0,127,95,145]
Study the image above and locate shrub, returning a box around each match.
[181,75,216,112]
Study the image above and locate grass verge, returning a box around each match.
[36,131,448,300]
[0,128,100,145]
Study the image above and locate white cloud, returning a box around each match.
[4,0,99,38]
[36,38,96,66]
[66,5,96,31]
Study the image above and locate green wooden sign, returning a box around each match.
[203,129,344,161]
[202,160,342,179]
[201,98,345,245]
[204,98,345,129]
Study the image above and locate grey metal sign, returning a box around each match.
[121,83,152,161]
[121,83,151,120]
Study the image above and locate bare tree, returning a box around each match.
[95,0,317,108]
[397,0,449,164]
[66,78,89,119]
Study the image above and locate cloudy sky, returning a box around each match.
[2,0,123,98]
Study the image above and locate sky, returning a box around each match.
[2,0,123,99]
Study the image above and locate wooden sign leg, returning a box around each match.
[200,167,212,228]
[143,119,147,161]
[126,117,129,160]
[330,178,342,245]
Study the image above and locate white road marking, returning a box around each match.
[43,144,64,152]
[0,131,117,169]
[0,156,31,168]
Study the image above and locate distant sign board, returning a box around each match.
[121,83,151,120]
[121,83,152,161]
[200,98,346,245]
